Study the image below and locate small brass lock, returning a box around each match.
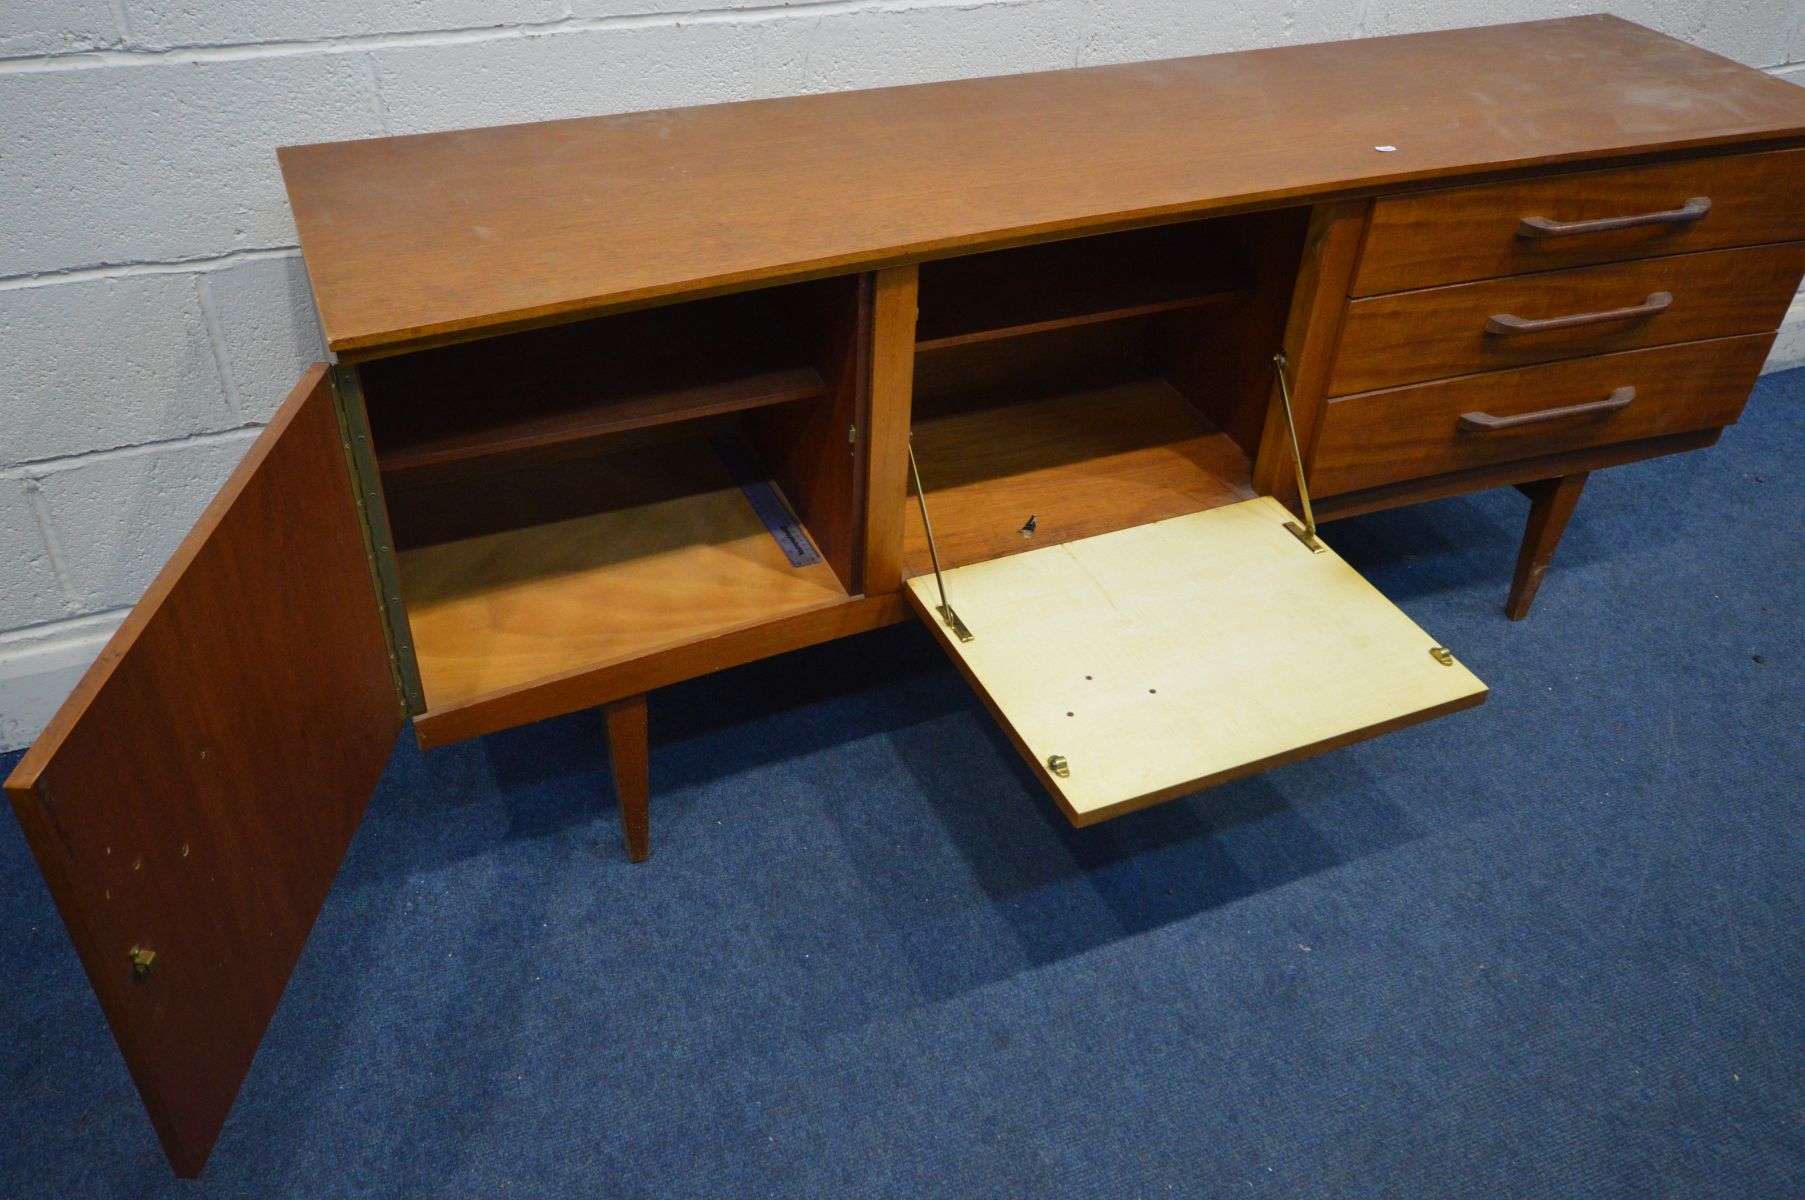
[1046,754,1070,778]
[128,946,157,980]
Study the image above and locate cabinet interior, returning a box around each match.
[361,278,865,712]
[355,212,1308,712]
[905,210,1308,575]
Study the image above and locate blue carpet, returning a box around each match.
[4,367,1803,1198]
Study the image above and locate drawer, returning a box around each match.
[1353,149,1805,295]
[1309,333,1774,497]
[1328,242,1805,396]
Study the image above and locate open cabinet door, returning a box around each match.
[907,496,1486,825]
[4,365,404,1176]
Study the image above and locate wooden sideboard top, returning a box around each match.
[279,15,1805,358]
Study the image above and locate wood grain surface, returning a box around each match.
[744,274,872,591]
[4,368,402,1176]
[1313,428,1721,523]
[1310,333,1776,495]
[1506,473,1591,620]
[604,695,651,862]
[412,591,911,748]
[914,220,1248,350]
[360,290,824,481]
[1327,241,1805,395]
[1352,148,1805,294]
[904,378,1253,576]
[861,265,919,596]
[395,437,849,709]
[1249,201,1369,514]
[279,17,1805,358]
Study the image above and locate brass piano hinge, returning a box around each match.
[329,365,427,716]
[1271,352,1326,555]
[907,436,973,641]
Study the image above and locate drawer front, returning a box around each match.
[1328,241,1805,396]
[1353,149,1805,296]
[1310,333,1774,496]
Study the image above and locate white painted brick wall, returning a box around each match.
[206,255,329,421]
[2,271,230,460]
[1,55,385,275]
[1,0,1801,750]
[0,1,118,56]
[372,16,815,132]
[0,481,66,627]
[797,2,1080,90]
[126,1,566,48]
[29,432,259,613]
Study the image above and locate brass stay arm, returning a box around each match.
[1272,351,1326,555]
[906,435,973,642]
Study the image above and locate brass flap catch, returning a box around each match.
[1272,352,1326,555]
[1046,754,1071,778]
[939,605,974,642]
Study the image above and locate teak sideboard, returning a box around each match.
[9,15,1805,1176]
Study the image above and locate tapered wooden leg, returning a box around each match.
[1507,471,1589,621]
[604,694,650,862]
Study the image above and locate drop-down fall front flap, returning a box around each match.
[905,496,1488,824]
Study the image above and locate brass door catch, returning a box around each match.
[1046,754,1071,778]
[1429,646,1455,666]
[129,946,157,980]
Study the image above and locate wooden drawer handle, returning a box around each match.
[1518,196,1711,239]
[1457,386,1635,432]
[1485,291,1671,336]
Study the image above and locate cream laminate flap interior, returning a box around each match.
[906,496,1488,824]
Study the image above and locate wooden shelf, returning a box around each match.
[914,223,1248,352]
[363,291,825,484]
[915,289,1240,353]
[391,436,849,710]
[904,378,1254,576]
[377,365,825,481]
